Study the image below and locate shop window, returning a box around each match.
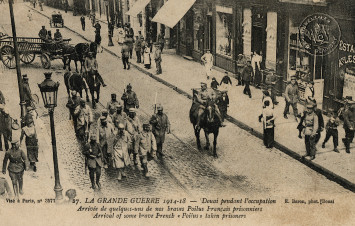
[193,11,204,51]
[179,19,187,45]
[216,8,233,58]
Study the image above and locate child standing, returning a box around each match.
[322,110,340,153]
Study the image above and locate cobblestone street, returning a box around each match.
[0,2,353,203]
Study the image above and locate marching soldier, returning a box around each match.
[342,101,355,153]
[302,103,319,160]
[83,136,103,190]
[106,93,120,110]
[150,104,170,157]
[66,90,81,133]
[121,84,139,114]
[137,123,157,177]
[112,123,131,181]
[125,108,142,165]
[2,138,29,200]
[96,109,113,127]
[283,76,299,120]
[74,100,93,141]
[113,103,127,129]
[96,116,115,168]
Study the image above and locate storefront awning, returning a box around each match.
[125,0,151,17]
[152,0,196,28]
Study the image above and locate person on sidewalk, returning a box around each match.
[95,30,103,53]
[121,84,139,114]
[20,117,38,172]
[0,176,12,199]
[302,103,319,160]
[322,110,340,153]
[149,104,170,157]
[304,81,315,103]
[2,138,29,200]
[112,123,131,181]
[154,43,162,75]
[125,108,142,165]
[210,77,219,90]
[201,49,213,80]
[74,99,93,142]
[137,123,157,177]
[90,12,96,27]
[342,101,355,153]
[135,36,142,63]
[265,72,278,105]
[80,16,85,31]
[125,36,134,59]
[283,76,299,120]
[242,60,253,98]
[39,1,43,11]
[143,44,151,69]
[0,106,11,152]
[251,51,262,88]
[261,100,275,148]
[94,21,101,34]
[121,41,130,70]
[220,72,232,92]
[216,91,229,120]
[158,33,165,52]
[312,99,324,144]
[64,0,69,13]
[83,136,103,190]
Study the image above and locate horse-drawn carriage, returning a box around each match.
[0,36,71,69]
[50,13,64,28]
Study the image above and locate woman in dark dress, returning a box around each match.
[20,116,38,172]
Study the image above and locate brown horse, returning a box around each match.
[189,99,221,158]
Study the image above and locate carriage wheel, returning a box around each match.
[41,53,51,69]
[20,52,36,64]
[0,45,16,69]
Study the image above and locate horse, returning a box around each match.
[85,70,102,109]
[75,42,98,72]
[64,71,90,101]
[189,99,221,158]
[61,44,81,72]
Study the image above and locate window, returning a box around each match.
[216,7,233,58]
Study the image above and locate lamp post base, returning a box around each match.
[54,186,63,200]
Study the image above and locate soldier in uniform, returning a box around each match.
[66,90,81,133]
[283,76,299,120]
[38,26,48,41]
[312,99,324,144]
[2,138,29,200]
[154,43,162,74]
[54,29,63,42]
[0,105,11,152]
[195,82,224,128]
[302,103,319,160]
[121,84,139,114]
[84,52,106,86]
[342,101,355,153]
[242,60,253,98]
[96,116,115,168]
[113,103,127,129]
[74,100,93,141]
[83,136,103,189]
[112,123,131,181]
[22,75,35,108]
[137,123,157,177]
[149,104,170,157]
[125,108,142,165]
[106,93,120,110]
[96,109,113,127]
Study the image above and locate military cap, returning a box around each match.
[154,42,160,46]
[262,90,270,96]
[111,93,116,98]
[118,123,125,129]
[201,82,207,86]
[129,108,136,113]
[290,76,296,80]
[127,83,132,88]
[101,109,108,114]
[23,74,29,80]
[306,103,314,109]
[100,116,107,121]
[212,77,216,81]
[143,123,150,128]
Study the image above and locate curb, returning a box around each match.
[29,5,355,193]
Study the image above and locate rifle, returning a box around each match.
[154,91,157,114]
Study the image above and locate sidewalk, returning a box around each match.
[31,3,355,191]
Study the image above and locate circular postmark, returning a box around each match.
[299,13,341,56]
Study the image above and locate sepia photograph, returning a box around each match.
[0,0,355,225]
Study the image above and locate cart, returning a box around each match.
[50,13,64,28]
[0,36,71,69]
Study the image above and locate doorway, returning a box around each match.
[251,7,266,68]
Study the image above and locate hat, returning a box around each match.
[127,84,132,89]
[306,103,314,109]
[111,93,116,98]
[143,123,150,128]
[212,77,216,81]
[116,102,123,108]
[100,116,107,121]
[156,104,163,111]
[118,123,125,129]
[27,106,34,111]
[129,108,136,113]
[262,90,270,96]
[23,74,28,80]
[101,109,108,114]
[71,90,77,95]
[201,82,207,86]
[291,76,296,80]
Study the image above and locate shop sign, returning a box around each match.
[339,40,355,67]
[299,13,341,56]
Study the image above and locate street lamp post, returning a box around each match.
[8,0,26,119]
[105,0,114,46]
[38,72,63,201]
